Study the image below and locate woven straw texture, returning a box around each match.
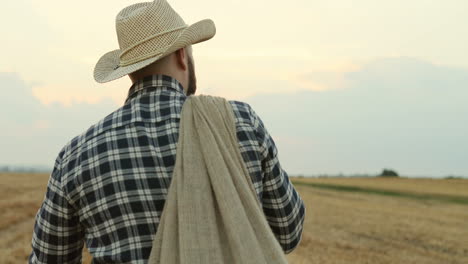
[148,95,288,264]
[94,0,215,83]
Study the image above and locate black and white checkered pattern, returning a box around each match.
[29,75,305,263]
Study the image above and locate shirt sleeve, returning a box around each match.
[29,158,84,264]
[248,106,306,254]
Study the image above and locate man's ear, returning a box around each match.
[175,48,188,71]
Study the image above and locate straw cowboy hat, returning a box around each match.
[94,0,216,83]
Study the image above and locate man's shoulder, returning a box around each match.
[55,98,260,168]
[57,104,129,166]
[229,100,257,126]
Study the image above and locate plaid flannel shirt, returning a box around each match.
[30,75,305,263]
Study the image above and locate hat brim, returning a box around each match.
[94,19,216,83]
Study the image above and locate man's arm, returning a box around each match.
[249,106,306,254]
[29,158,84,263]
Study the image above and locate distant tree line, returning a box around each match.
[0,165,51,173]
[293,169,466,179]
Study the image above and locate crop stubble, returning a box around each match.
[1,173,467,264]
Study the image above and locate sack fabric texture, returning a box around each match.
[148,95,288,263]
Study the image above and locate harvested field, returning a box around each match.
[294,176,468,198]
[2,173,467,263]
[287,177,468,263]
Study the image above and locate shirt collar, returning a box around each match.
[126,75,186,103]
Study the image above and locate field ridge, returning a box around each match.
[292,180,468,205]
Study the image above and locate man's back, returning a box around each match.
[30,75,305,263]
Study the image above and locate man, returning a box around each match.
[30,1,305,263]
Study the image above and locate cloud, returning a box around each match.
[0,72,118,166]
[31,79,130,106]
[0,72,43,125]
[245,57,468,177]
[294,62,361,91]
[1,57,467,177]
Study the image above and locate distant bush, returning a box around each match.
[378,169,399,177]
[445,175,463,180]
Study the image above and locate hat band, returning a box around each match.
[118,25,187,67]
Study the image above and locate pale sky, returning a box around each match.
[1,0,467,177]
